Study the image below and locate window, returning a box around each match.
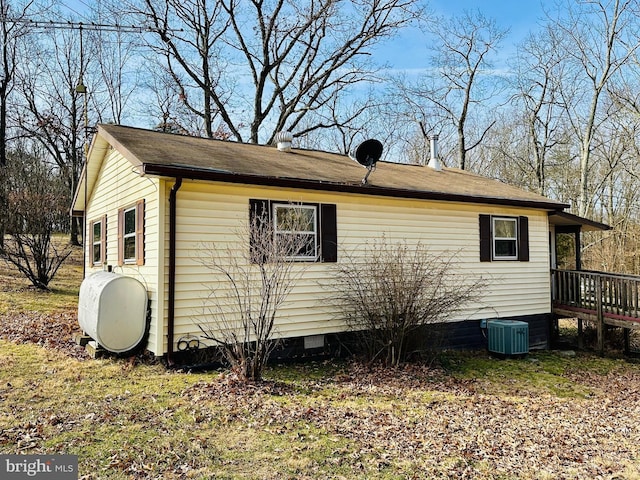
[273,203,318,260]
[118,199,145,266]
[479,214,529,262]
[249,199,337,263]
[90,216,106,266]
[123,207,137,262]
[493,217,518,259]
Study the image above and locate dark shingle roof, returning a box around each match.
[95,124,568,211]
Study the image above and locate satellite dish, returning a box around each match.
[349,139,383,185]
[350,139,383,168]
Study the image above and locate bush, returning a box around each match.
[196,203,312,381]
[0,149,71,290]
[332,237,486,366]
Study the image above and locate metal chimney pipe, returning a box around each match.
[428,135,442,171]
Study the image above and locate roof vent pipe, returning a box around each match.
[428,135,442,171]
[275,131,293,152]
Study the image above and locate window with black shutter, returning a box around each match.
[249,199,337,263]
[479,214,529,262]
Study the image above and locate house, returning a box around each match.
[71,124,608,360]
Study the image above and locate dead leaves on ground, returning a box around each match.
[0,310,88,359]
[3,311,640,478]
[186,362,640,479]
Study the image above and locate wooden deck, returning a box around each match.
[551,269,640,353]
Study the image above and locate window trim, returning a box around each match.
[123,206,137,264]
[89,215,106,266]
[492,216,518,261]
[272,202,318,261]
[117,199,145,266]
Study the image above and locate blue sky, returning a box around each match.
[432,0,551,31]
[378,0,555,72]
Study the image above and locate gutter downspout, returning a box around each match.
[167,177,183,366]
[82,162,88,279]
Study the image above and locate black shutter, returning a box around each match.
[518,216,529,262]
[479,214,491,262]
[320,204,337,263]
[249,199,270,263]
[249,198,269,219]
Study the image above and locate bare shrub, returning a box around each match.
[196,203,313,381]
[332,237,486,366]
[0,149,71,290]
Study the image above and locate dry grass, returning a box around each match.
[0,235,83,315]
[2,341,640,479]
[2,244,640,479]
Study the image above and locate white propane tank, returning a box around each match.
[78,271,148,353]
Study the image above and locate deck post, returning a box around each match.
[596,277,604,355]
[624,329,630,355]
[577,318,584,349]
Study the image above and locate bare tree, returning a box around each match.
[136,0,229,139]
[549,0,640,217]
[589,96,640,226]
[402,10,508,170]
[0,0,35,247]
[144,63,194,134]
[296,89,393,155]
[510,25,569,196]
[134,0,422,144]
[1,147,72,290]
[196,203,314,381]
[15,24,92,245]
[332,237,486,366]
[92,29,141,125]
[0,0,33,166]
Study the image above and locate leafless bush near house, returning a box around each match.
[0,149,71,290]
[196,203,313,381]
[332,237,487,366]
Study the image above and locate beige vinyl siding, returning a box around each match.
[84,148,162,354]
[166,181,552,352]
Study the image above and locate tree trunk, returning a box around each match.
[70,216,81,247]
[578,107,596,218]
[457,124,466,170]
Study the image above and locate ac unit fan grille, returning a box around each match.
[487,320,529,356]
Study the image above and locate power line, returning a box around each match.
[0,18,182,34]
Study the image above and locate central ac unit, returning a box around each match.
[487,320,529,356]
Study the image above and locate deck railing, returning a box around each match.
[552,269,640,323]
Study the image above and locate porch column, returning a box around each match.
[554,225,582,271]
[574,231,581,270]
